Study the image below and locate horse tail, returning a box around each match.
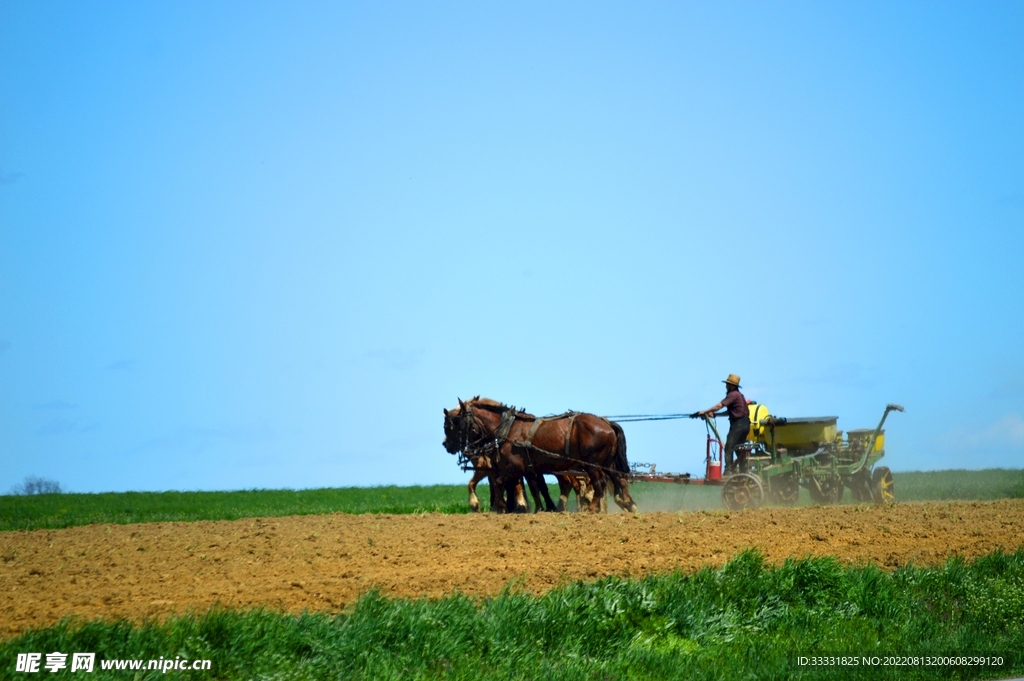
[609,420,629,475]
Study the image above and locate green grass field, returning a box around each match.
[0,486,470,532]
[1,469,1022,532]
[2,549,1021,680]
[3,474,1023,679]
[630,467,1024,512]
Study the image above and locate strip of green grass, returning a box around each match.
[2,549,1021,680]
[0,486,470,532]
[627,468,1024,512]
[2,469,1022,532]
[894,468,1024,502]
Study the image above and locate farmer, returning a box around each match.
[699,374,750,475]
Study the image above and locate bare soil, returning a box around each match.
[2,500,1023,637]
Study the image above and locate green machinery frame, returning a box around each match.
[705,404,904,510]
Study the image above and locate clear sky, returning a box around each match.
[1,2,1022,493]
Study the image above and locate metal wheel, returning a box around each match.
[808,476,843,505]
[722,473,765,510]
[871,466,895,505]
[768,473,799,506]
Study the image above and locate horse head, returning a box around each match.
[442,403,462,454]
[443,397,496,454]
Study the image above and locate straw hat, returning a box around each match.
[723,374,742,387]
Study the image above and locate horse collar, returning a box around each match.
[495,408,517,444]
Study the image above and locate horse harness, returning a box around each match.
[455,404,518,470]
[511,412,577,473]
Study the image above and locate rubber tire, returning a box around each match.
[871,466,895,505]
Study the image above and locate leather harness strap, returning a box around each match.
[525,418,544,444]
[564,413,578,460]
[495,408,517,444]
[514,412,579,460]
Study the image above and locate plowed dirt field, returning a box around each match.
[3,500,1023,636]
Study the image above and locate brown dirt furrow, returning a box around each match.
[2,499,1023,637]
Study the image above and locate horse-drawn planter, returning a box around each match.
[713,403,903,510]
[445,395,903,513]
[630,403,904,510]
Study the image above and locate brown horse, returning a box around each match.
[443,397,637,513]
[446,421,561,512]
[442,405,548,512]
[445,404,523,512]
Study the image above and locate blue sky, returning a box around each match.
[1,2,1022,493]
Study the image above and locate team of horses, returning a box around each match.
[443,397,638,513]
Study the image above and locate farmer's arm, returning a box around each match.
[700,401,725,417]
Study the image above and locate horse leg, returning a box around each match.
[540,477,558,512]
[468,469,487,512]
[568,474,592,512]
[532,474,558,512]
[510,478,529,513]
[501,478,515,513]
[492,472,515,513]
[587,472,608,513]
[524,474,544,513]
[577,475,594,512]
[524,474,556,513]
[555,475,573,512]
[502,477,517,513]
[489,474,504,513]
[496,450,530,513]
[610,473,639,513]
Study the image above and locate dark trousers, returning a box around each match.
[724,419,748,473]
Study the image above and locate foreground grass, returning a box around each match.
[2,550,1022,680]
[2,469,1022,532]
